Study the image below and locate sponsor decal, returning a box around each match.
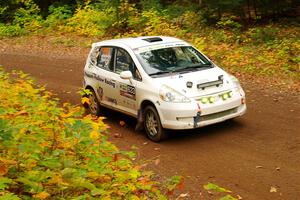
[120,84,136,100]
[84,71,94,78]
[85,71,116,88]
[104,78,116,88]
[136,43,186,53]
[104,96,117,105]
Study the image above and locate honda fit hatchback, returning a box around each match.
[83,36,246,141]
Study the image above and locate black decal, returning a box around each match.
[104,79,116,88]
[120,84,136,100]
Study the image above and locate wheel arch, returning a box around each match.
[84,85,95,92]
[140,99,167,142]
[139,99,163,123]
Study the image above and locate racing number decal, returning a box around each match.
[120,84,136,100]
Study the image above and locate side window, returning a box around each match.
[96,47,114,71]
[89,46,101,65]
[115,48,142,81]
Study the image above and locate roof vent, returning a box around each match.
[142,37,163,42]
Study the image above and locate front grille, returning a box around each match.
[200,107,238,121]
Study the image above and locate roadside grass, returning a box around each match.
[0,68,185,199]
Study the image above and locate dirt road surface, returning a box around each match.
[1,50,299,199]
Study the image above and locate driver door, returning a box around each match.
[110,47,142,116]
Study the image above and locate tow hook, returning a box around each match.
[193,111,201,128]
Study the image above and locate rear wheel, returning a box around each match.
[87,89,101,116]
[144,106,167,142]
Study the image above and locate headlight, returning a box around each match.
[159,85,190,103]
[229,75,241,87]
[230,75,245,96]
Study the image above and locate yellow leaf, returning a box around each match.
[89,131,99,140]
[0,158,17,165]
[81,97,90,105]
[14,110,28,116]
[87,171,99,178]
[33,191,50,199]
[270,186,277,193]
[0,164,8,176]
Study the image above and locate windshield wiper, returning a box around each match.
[148,71,172,77]
[172,63,213,73]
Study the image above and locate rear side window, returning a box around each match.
[97,47,114,71]
[89,46,114,71]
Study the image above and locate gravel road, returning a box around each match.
[1,50,299,200]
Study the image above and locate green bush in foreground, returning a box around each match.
[0,68,175,199]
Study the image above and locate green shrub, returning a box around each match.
[140,9,181,36]
[174,11,203,32]
[139,0,162,12]
[216,15,242,31]
[210,29,233,43]
[13,0,43,32]
[44,5,73,28]
[246,26,279,44]
[64,6,116,36]
[0,68,173,199]
[0,23,26,37]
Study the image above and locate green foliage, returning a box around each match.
[0,23,26,37]
[175,10,203,32]
[140,0,162,12]
[0,68,171,199]
[203,183,238,200]
[204,182,231,193]
[44,5,73,28]
[165,175,183,192]
[125,9,182,37]
[64,5,116,36]
[246,26,279,44]
[0,0,298,86]
[0,6,8,16]
[13,0,43,32]
[216,16,242,31]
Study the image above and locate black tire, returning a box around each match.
[87,89,101,116]
[143,106,167,142]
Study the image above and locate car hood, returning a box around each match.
[153,67,234,98]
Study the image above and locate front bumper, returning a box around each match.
[157,94,246,130]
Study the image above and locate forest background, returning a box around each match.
[0,0,299,87]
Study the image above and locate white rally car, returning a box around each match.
[83,36,246,141]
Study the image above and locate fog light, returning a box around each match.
[209,96,215,103]
[201,97,208,104]
[228,91,233,97]
[222,93,229,100]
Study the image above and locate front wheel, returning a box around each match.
[143,106,167,142]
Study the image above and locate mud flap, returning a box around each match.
[135,109,144,131]
[193,111,201,128]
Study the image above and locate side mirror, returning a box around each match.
[120,71,133,80]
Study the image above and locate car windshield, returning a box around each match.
[136,46,213,77]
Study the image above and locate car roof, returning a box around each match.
[92,36,190,50]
